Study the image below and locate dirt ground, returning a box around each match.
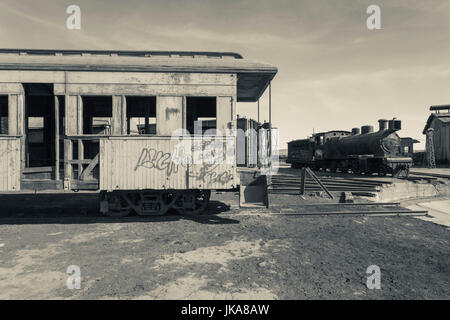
[0,191,448,300]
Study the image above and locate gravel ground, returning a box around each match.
[0,192,448,300]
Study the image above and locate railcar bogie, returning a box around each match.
[99,189,211,217]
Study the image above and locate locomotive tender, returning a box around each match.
[287,119,412,177]
[0,49,277,216]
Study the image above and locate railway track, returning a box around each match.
[271,202,429,216]
[268,173,391,194]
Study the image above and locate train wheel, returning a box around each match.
[351,163,361,175]
[330,161,337,173]
[104,193,132,217]
[176,190,211,216]
[378,167,387,177]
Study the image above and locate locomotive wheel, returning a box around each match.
[378,167,387,177]
[105,193,132,217]
[330,161,337,173]
[351,163,361,175]
[176,190,211,216]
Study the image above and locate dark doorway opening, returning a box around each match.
[24,84,55,169]
[0,95,8,135]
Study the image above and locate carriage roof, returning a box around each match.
[0,48,277,102]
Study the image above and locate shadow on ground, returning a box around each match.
[0,194,237,226]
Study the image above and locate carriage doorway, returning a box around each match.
[23,84,63,182]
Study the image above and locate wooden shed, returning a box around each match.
[423,105,450,164]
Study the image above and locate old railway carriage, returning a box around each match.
[0,49,277,216]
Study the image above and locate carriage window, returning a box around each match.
[82,96,112,135]
[0,96,7,134]
[126,96,156,135]
[186,97,216,135]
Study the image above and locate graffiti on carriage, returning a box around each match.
[134,148,182,176]
[133,137,235,185]
[189,163,234,185]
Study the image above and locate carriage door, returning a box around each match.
[22,84,59,184]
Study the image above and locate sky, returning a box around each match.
[1,0,450,149]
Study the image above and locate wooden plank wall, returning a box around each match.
[99,136,237,191]
[0,70,238,191]
[0,138,21,191]
[0,70,237,138]
[217,96,233,135]
[157,96,183,136]
[432,120,450,162]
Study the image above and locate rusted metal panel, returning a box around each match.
[0,138,20,191]
[99,136,236,191]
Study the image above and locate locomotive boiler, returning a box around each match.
[288,119,413,177]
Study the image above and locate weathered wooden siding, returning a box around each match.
[189,137,236,190]
[65,95,82,135]
[57,83,235,96]
[8,93,24,136]
[99,137,236,191]
[0,138,21,191]
[432,120,450,162]
[100,138,188,190]
[217,96,233,134]
[157,96,183,136]
[0,70,237,96]
[112,95,126,135]
[0,70,235,87]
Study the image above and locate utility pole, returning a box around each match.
[268,82,272,169]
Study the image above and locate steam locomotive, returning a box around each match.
[287,119,412,177]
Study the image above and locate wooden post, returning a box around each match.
[54,96,60,180]
[145,103,150,134]
[257,99,260,123]
[300,167,306,195]
[64,139,73,184]
[78,139,84,180]
[305,167,334,199]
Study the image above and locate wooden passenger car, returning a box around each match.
[0,49,277,216]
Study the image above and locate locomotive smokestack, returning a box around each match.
[388,118,402,131]
[361,125,374,134]
[351,127,360,135]
[378,119,388,131]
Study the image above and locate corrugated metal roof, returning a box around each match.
[0,48,277,102]
[423,113,450,134]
